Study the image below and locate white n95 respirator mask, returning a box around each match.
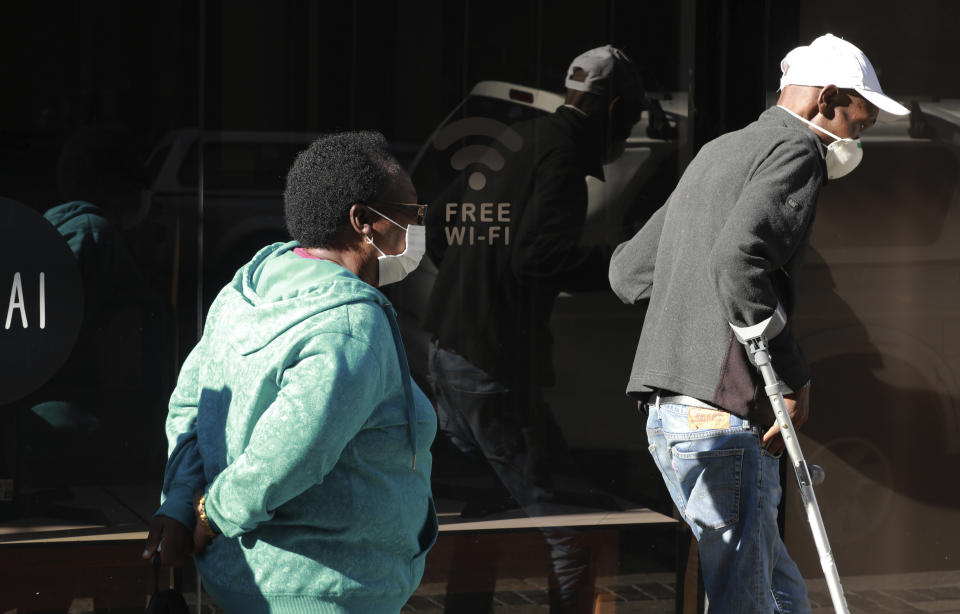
[777,105,863,179]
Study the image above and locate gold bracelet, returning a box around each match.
[197,494,218,538]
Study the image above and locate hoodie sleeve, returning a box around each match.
[155,344,207,530]
[202,331,386,538]
[608,203,667,304]
[707,138,823,390]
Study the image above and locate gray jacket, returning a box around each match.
[609,106,826,424]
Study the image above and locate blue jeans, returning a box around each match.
[428,342,593,613]
[645,399,811,613]
[427,341,556,515]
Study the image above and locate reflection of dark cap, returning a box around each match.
[565,45,642,99]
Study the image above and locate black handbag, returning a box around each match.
[145,556,191,614]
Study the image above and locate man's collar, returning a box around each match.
[765,106,827,155]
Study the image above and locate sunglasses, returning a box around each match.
[369,201,428,225]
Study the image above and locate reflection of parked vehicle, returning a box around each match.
[142,131,312,291]
[136,130,415,352]
[785,101,960,575]
[390,81,686,506]
[133,130,310,352]
[402,82,960,573]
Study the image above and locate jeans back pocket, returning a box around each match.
[672,447,744,532]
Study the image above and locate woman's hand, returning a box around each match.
[142,515,194,566]
[193,518,214,553]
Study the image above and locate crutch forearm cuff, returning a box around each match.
[730,302,788,344]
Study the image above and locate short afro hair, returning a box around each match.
[284,131,401,247]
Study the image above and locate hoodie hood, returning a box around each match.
[43,200,109,228]
[225,241,391,355]
[218,241,420,468]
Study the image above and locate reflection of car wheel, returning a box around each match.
[807,436,893,544]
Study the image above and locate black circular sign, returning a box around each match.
[0,198,83,405]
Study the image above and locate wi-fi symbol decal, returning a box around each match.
[434,118,523,191]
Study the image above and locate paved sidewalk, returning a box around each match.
[805,571,960,614]
[404,573,676,613]
[401,570,960,613]
[136,569,960,613]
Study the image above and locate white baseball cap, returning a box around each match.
[565,45,639,97]
[779,33,909,116]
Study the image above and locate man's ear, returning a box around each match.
[607,94,622,116]
[817,84,841,118]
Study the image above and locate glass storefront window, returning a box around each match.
[2,1,958,612]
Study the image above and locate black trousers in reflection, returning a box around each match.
[427,342,594,614]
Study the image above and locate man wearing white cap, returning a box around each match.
[609,34,907,612]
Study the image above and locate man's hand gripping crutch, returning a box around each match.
[731,305,850,614]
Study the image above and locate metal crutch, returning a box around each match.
[731,308,850,614]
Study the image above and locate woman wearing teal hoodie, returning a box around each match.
[142,132,438,613]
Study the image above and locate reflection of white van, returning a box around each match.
[406,84,960,573]
[407,81,686,247]
[784,101,960,574]
[393,80,687,507]
[796,104,960,466]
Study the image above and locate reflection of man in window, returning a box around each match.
[422,45,643,612]
[22,125,158,486]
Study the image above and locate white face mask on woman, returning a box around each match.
[365,206,426,286]
[777,105,863,180]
